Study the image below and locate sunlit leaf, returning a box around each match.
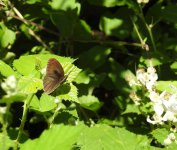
[152,128,168,144]
[0,23,16,48]
[17,76,43,94]
[49,0,80,13]
[77,124,149,150]
[20,124,83,150]
[0,94,26,104]
[79,95,103,112]
[30,94,56,112]
[13,54,76,76]
[57,83,79,103]
[156,81,177,94]
[170,62,177,74]
[0,133,14,150]
[87,0,126,7]
[100,9,133,39]
[75,70,91,84]
[0,60,17,77]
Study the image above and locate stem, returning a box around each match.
[139,5,157,51]
[131,18,143,44]
[1,104,10,150]
[49,104,61,128]
[14,94,34,150]
[147,26,156,51]
[8,2,49,49]
[9,14,59,36]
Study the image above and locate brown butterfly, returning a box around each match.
[43,58,67,94]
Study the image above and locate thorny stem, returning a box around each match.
[7,2,49,50]
[6,2,143,52]
[14,94,34,150]
[10,14,59,36]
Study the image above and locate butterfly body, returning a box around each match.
[43,58,67,94]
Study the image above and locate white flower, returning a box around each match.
[169,133,176,141]
[153,102,164,117]
[162,111,176,122]
[145,67,158,91]
[146,81,154,91]
[128,78,140,87]
[161,94,177,122]
[136,69,148,85]
[147,71,158,83]
[1,75,17,96]
[164,133,176,145]
[147,114,163,125]
[162,94,177,114]
[149,91,160,103]
[164,137,172,145]
[136,67,158,91]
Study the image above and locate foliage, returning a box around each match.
[0,0,177,149]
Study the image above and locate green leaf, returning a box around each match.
[0,23,16,48]
[73,20,92,40]
[122,104,140,114]
[159,38,177,53]
[57,83,79,103]
[78,46,111,70]
[13,54,76,76]
[87,0,126,7]
[156,81,177,94]
[165,144,177,150]
[50,10,78,38]
[0,94,26,104]
[65,64,81,83]
[170,62,177,74]
[0,133,14,150]
[152,128,169,144]
[30,94,56,112]
[0,60,16,77]
[20,24,32,39]
[162,5,177,23]
[76,72,106,96]
[29,95,40,110]
[100,17,123,35]
[139,56,162,67]
[77,124,149,150]
[13,56,38,76]
[79,95,103,112]
[145,4,162,24]
[99,8,133,39]
[17,76,43,94]
[20,124,83,150]
[49,0,80,13]
[88,0,138,11]
[25,0,42,4]
[75,70,91,84]
[108,58,135,94]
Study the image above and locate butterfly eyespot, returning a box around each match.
[53,69,60,75]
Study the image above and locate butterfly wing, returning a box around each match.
[43,58,65,94]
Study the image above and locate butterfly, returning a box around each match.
[43,58,67,94]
